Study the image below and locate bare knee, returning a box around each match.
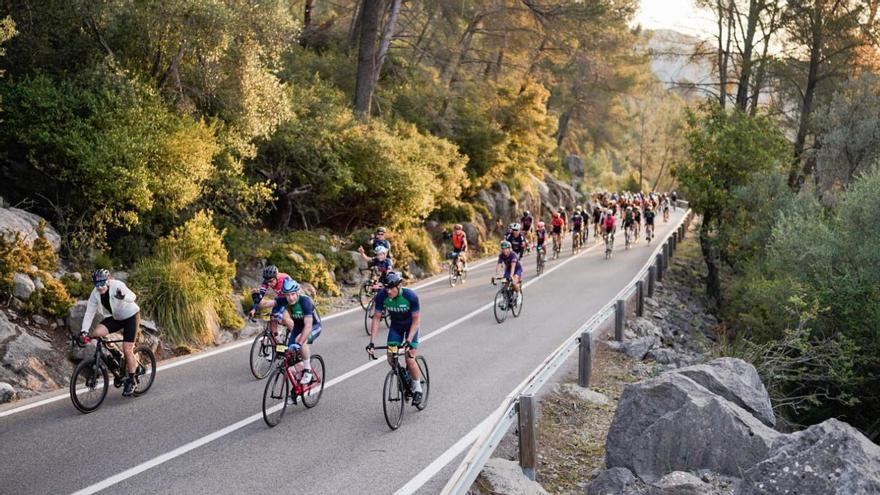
[92,325,109,338]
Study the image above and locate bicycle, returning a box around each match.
[357,268,381,310]
[604,232,615,260]
[535,245,546,276]
[625,225,634,250]
[491,276,522,323]
[551,234,562,260]
[663,207,670,223]
[448,252,468,287]
[571,229,582,254]
[364,298,391,336]
[69,334,156,413]
[248,317,290,379]
[368,344,429,430]
[262,346,326,427]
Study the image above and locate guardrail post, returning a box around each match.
[518,394,537,480]
[663,242,670,267]
[671,235,676,255]
[578,331,592,388]
[656,254,664,282]
[614,299,625,341]
[648,266,656,297]
[636,280,645,317]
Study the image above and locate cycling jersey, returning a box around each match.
[571,214,583,231]
[505,232,527,256]
[644,211,656,225]
[375,288,420,332]
[550,217,564,234]
[521,215,533,231]
[498,251,523,278]
[535,229,547,246]
[371,238,391,254]
[272,294,322,343]
[604,215,617,230]
[452,231,466,250]
[254,272,291,306]
[623,213,635,227]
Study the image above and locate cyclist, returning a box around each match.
[550,212,565,252]
[494,240,523,297]
[633,204,642,240]
[249,265,290,319]
[671,191,678,211]
[79,269,141,397]
[357,245,393,286]
[534,221,548,260]
[603,208,617,243]
[271,278,322,386]
[661,195,671,222]
[592,204,602,238]
[570,208,584,247]
[365,272,423,406]
[505,223,528,259]
[644,205,656,241]
[520,210,534,248]
[450,224,468,273]
[623,206,636,243]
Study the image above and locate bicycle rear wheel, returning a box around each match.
[131,345,156,396]
[70,358,108,413]
[249,332,275,379]
[415,356,430,411]
[494,289,509,323]
[262,367,289,427]
[301,355,325,408]
[383,369,405,430]
[358,283,372,310]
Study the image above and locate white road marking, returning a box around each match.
[0,257,498,419]
[67,241,598,494]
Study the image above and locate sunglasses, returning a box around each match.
[94,281,107,288]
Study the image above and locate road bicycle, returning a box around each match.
[248,317,290,379]
[604,232,615,260]
[262,346,326,427]
[69,334,156,413]
[448,251,468,287]
[535,245,546,276]
[551,234,562,260]
[357,268,382,310]
[368,344,429,430]
[571,228,582,254]
[625,225,634,250]
[492,276,523,323]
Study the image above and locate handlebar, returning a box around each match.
[366,343,410,360]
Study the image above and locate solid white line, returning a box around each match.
[0,258,499,419]
[68,242,596,494]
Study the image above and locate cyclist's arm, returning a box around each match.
[407,312,421,346]
[270,298,286,321]
[80,289,100,335]
[252,282,270,309]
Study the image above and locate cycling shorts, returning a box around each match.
[388,327,420,349]
[504,264,524,279]
[572,224,582,231]
[288,325,322,345]
[552,226,562,234]
[100,314,139,343]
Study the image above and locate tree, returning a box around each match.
[353,0,383,117]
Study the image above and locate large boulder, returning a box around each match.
[649,471,711,495]
[477,458,548,495]
[0,205,61,250]
[565,154,585,178]
[738,419,880,494]
[674,358,776,427]
[12,272,35,301]
[587,467,647,495]
[67,300,90,333]
[606,372,780,482]
[0,381,15,403]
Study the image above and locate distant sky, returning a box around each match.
[633,0,716,39]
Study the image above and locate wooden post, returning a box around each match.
[578,331,592,388]
[637,280,645,317]
[518,394,537,480]
[614,299,625,341]
[648,266,656,297]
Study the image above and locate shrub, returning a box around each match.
[61,273,93,299]
[25,272,74,317]
[267,244,340,297]
[400,228,440,275]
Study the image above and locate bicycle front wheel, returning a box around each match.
[512,290,523,318]
[364,300,375,336]
[262,367,289,427]
[494,289,509,323]
[249,333,275,379]
[131,345,156,396]
[301,355,325,408]
[415,356,430,411]
[449,262,458,287]
[383,369,405,430]
[70,358,108,413]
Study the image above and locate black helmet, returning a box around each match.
[262,265,279,281]
[524,210,531,217]
[92,268,110,284]
[383,271,403,289]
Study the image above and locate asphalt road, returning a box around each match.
[0,209,686,495]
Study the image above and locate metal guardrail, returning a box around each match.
[441,206,694,494]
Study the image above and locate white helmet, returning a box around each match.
[510,222,522,230]
[374,246,388,255]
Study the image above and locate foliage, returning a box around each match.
[25,271,74,317]
[0,229,72,316]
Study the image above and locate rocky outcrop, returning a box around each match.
[0,311,68,397]
[605,365,781,482]
[0,381,15,403]
[648,472,711,495]
[739,419,880,494]
[473,173,582,236]
[0,203,61,250]
[476,458,548,495]
[564,154,584,178]
[676,358,775,427]
[587,467,647,495]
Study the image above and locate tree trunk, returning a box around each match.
[441,15,483,89]
[373,0,402,87]
[735,0,761,111]
[520,37,548,94]
[348,0,363,52]
[556,108,573,148]
[699,212,722,308]
[300,0,314,47]
[789,5,823,191]
[276,196,294,230]
[353,0,384,118]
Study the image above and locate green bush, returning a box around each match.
[25,271,74,317]
[60,273,93,299]
[400,228,440,275]
[0,229,72,316]
[267,244,340,297]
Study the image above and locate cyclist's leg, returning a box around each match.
[404,329,421,383]
[121,314,139,374]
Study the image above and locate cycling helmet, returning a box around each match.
[262,265,279,281]
[552,212,560,218]
[500,240,512,249]
[374,246,388,255]
[626,206,633,211]
[383,271,403,289]
[92,268,110,284]
[376,227,387,234]
[537,221,545,229]
[524,210,531,217]
[454,224,463,230]
[281,278,300,294]
[510,222,521,231]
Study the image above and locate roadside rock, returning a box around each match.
[606,372,780,482]
[629,317,663,338]
[0,204,61,250]
[67,301,89,333]
[477,458,548,495]
[587,467,647,495]
[620,336,660,360]
[674,358,775,428]
[554,383,610,405]
[32,315,49,326]
[565,154,584,178]
[739,419,880,494]
[649,471,711,495]
[0,381,15,403]
[111,271,130,282]
[12,272,35,301]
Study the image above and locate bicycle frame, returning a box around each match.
[276,347,321,396]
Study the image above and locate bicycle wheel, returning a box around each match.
[383,369,405,430]
[414,356,430,411]
[460,260,468,284]
[511,290,523,318]
[536,253,544,276]
[448,261,457,287]
[364,300,375,336]
[493,289,509,323]
[301,354,325,408]
[249,332,275,379]
[70,358,108,413]
[131,345,156,396]
[262,367,289,427]
[358,283,372,310]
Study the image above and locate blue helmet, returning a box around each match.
[280,278,300,294]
